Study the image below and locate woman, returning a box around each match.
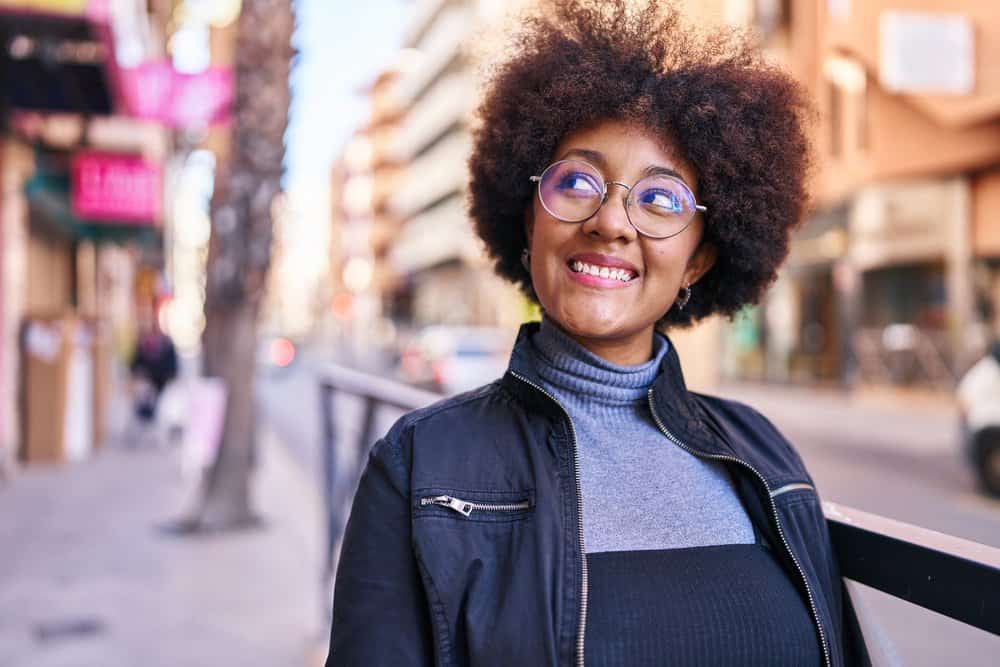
[328,2,869,665]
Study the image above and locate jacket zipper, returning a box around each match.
[509,371,588,667]
[419,495,530,517]
[770,482,816,499]
[646,388,832,667]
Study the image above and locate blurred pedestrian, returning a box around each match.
[957,339,1000,496]
[328,1,868,665]
[128,320,178,445]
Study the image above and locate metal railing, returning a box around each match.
[824,502,1000,635]
[319,364,1000,640]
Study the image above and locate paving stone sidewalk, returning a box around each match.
[0,429,327,667]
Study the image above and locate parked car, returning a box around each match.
[397,326,514,395]
[956,341,1000,497]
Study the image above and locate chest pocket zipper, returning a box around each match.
[770,482,816,499]
[420,495,531,517]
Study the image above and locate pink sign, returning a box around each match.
[71,152,162,224]
[118,61,234,128]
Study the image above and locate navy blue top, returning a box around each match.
[584,536,823,666]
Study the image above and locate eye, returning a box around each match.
[637,188,683,215]
[556,172,602,197]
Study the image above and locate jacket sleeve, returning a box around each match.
[326,436,434,666]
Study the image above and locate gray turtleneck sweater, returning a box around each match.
[528,317,754,553]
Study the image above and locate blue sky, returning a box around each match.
[285,0,409,191]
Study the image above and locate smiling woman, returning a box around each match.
[326,2,870,666]
[522,119,717,364]
[468,1,813,335]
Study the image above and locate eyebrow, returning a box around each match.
[558,148,689,185]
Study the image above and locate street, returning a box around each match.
[257,353,1000,666]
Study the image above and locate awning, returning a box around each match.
[24,170,159,245]
[0,9,114,114]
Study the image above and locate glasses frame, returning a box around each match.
[529,159,707,239]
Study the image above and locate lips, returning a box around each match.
[566,252,640,282]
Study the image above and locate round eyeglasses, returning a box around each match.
[529,159,707,239]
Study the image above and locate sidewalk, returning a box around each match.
[0,429,327,667]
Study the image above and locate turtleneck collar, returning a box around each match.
[529,315,669,405]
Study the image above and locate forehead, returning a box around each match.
[552,119,698,189]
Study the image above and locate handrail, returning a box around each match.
[318,364,1000,638]
[824,502,1000,635]
[318,364,441,596]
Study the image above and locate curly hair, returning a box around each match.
[467,0,813,328]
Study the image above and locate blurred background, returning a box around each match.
[0,0,999,665]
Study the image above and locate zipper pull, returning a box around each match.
[422,495,474,516]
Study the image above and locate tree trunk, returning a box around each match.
[194,0,293,531]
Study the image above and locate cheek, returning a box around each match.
[644,229,704,280]
[528,211,565,262]
[644,245,688,282]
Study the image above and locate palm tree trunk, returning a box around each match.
[195,0,293,530]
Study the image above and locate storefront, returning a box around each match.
[972,168,1000,346]
[848,178,972,388]
[722,205,851,385]
[0,0,119,471]
[0,1,177,466]
[18,146,161,463]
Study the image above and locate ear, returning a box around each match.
[683,240,717,287]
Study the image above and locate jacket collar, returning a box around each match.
[500,321,734,458]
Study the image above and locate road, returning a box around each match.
[257,358,1000,666]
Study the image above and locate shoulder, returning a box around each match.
[690,390,811,482]
[371,379,517,476]
[692,390,781,434]
[386,379,510,438]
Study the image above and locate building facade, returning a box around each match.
[332,0,1000,393]
[0,0,216,471]
[716,0,1000,391]
[346,0,528,340]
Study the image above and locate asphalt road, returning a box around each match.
[257,360,1000,666]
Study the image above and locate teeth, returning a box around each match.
[570,261,635,282]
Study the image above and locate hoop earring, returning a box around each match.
[675,284,692,310]
[521,248,531,272]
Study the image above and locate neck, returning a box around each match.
[546,317,656,366]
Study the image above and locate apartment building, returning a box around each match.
[713,0,1000,390]
[362,0,526,333]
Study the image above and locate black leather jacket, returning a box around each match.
[327,322,870,666]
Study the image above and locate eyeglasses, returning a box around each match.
[529,159,707,239]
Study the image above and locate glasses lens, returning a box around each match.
[629,175,697,238]
[538,160,604,222]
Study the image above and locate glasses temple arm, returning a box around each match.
[695,204,707,212]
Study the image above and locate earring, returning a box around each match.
[521,248,531,271]
[675,284,692,310]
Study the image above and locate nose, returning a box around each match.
[582,181,636,242]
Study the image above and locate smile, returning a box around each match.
[568,260,637,283]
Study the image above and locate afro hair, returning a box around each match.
[467,0,813,327]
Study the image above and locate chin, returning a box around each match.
[551,307,629,339]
